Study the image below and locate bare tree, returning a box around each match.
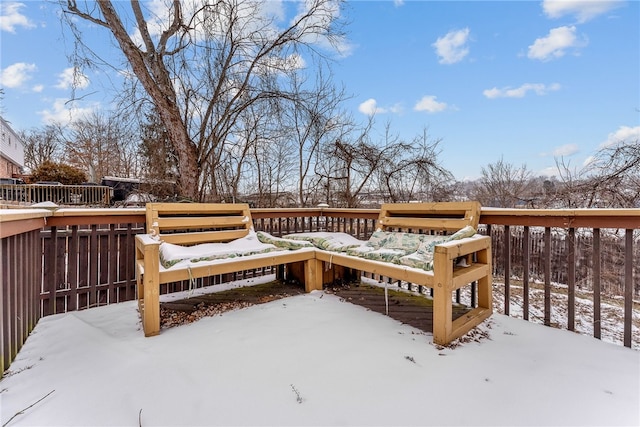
[63,0,346,201]
[474,157,533,208]
[21,125,63,173]
[278,65,352,206]
[314,123,452,207]
[63,112,139,182]
[378,127,454,203]
[554,139,640,208]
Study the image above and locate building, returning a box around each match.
[0,116,25,178]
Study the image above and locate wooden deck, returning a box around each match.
[159,280,470,334]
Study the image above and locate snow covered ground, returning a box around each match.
[1,277,638,427]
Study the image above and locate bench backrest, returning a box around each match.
[377,201,481,233]
[145,202,253,245]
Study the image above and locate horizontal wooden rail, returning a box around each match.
[481,207,640,228]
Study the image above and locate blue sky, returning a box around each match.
[1,0,638,181]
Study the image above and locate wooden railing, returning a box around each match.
[0,184,112,206]
[481,208,639,348]
[1,206,638,372]
[1,209,52,374]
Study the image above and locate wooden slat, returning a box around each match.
[544,227,551,327]
[160,229,249,245]
[158,249,316,284]
[624,229,633,348]
[523,226,530,321]
[68,227,78,311]
[567,228,575,331]
[89,225,99,309]
[451,264,491,291]
[314,250,436,287]
[380,217,470,231]
[108,224,118,305]
[156,215,250,231]
[504,225,511,316]
[379,201,481,232]
[42,229,54,316]
[434,236,492,259]
[593,228,601,339]
[450,307,493,341]
[78,227,89,309]
[149,202,249,215]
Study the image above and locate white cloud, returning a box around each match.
[39,98,98,126]
[553,143,579,157]
[528,26,586,61]
[358,99,381,116]
[542,0,624,23]
[55,67,90,90]
[413,95,447,113]
[600,125,640,147]
[432,28,470,65]
[0,62,37,88]
[258,53,306,75]
[0,2,35,33]
[358,98,403,116]
[538,166,560,177]
[483,83,561,99]
[32,84,44,93]
[394,0,405,6]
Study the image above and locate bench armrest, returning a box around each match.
[434,235,491,261]
[136,233,161,248]
[135,233,162,337]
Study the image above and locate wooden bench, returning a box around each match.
[312,201,492,345]
[135,203,321,337]
[136,201,492,345]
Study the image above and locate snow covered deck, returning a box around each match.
[1,287,638,426]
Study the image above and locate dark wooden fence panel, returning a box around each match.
[487,226,640,297]
[40,221,145,315]
[1,228,41,373]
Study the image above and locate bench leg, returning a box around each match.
[304,258,324,292]
[476,247,493,311]
[141,270,160,337]
[433,254,454,346]
[138,250,160,337]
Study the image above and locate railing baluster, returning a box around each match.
[523,226,530,321]
[108,224,117,305]
[593,228,601,339]
[89,225,99,308]
[68,226,78,311]
[544,227,551,327]
[567,228,576,331]
[504,225,511,316]
[624,229,633,348]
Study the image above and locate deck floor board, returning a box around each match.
[160,280,471,334]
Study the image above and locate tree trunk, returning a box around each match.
[96,1,199,200]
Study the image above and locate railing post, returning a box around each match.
[624,229,633,348]
[593,228,601,339]
[544,227,551,327]
[504,225,510,316]
[567,228,576,331]
[523,225,530,321]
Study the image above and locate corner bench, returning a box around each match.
[136,201,492,345]
[312,201,492,345]
[135,203,321,337]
